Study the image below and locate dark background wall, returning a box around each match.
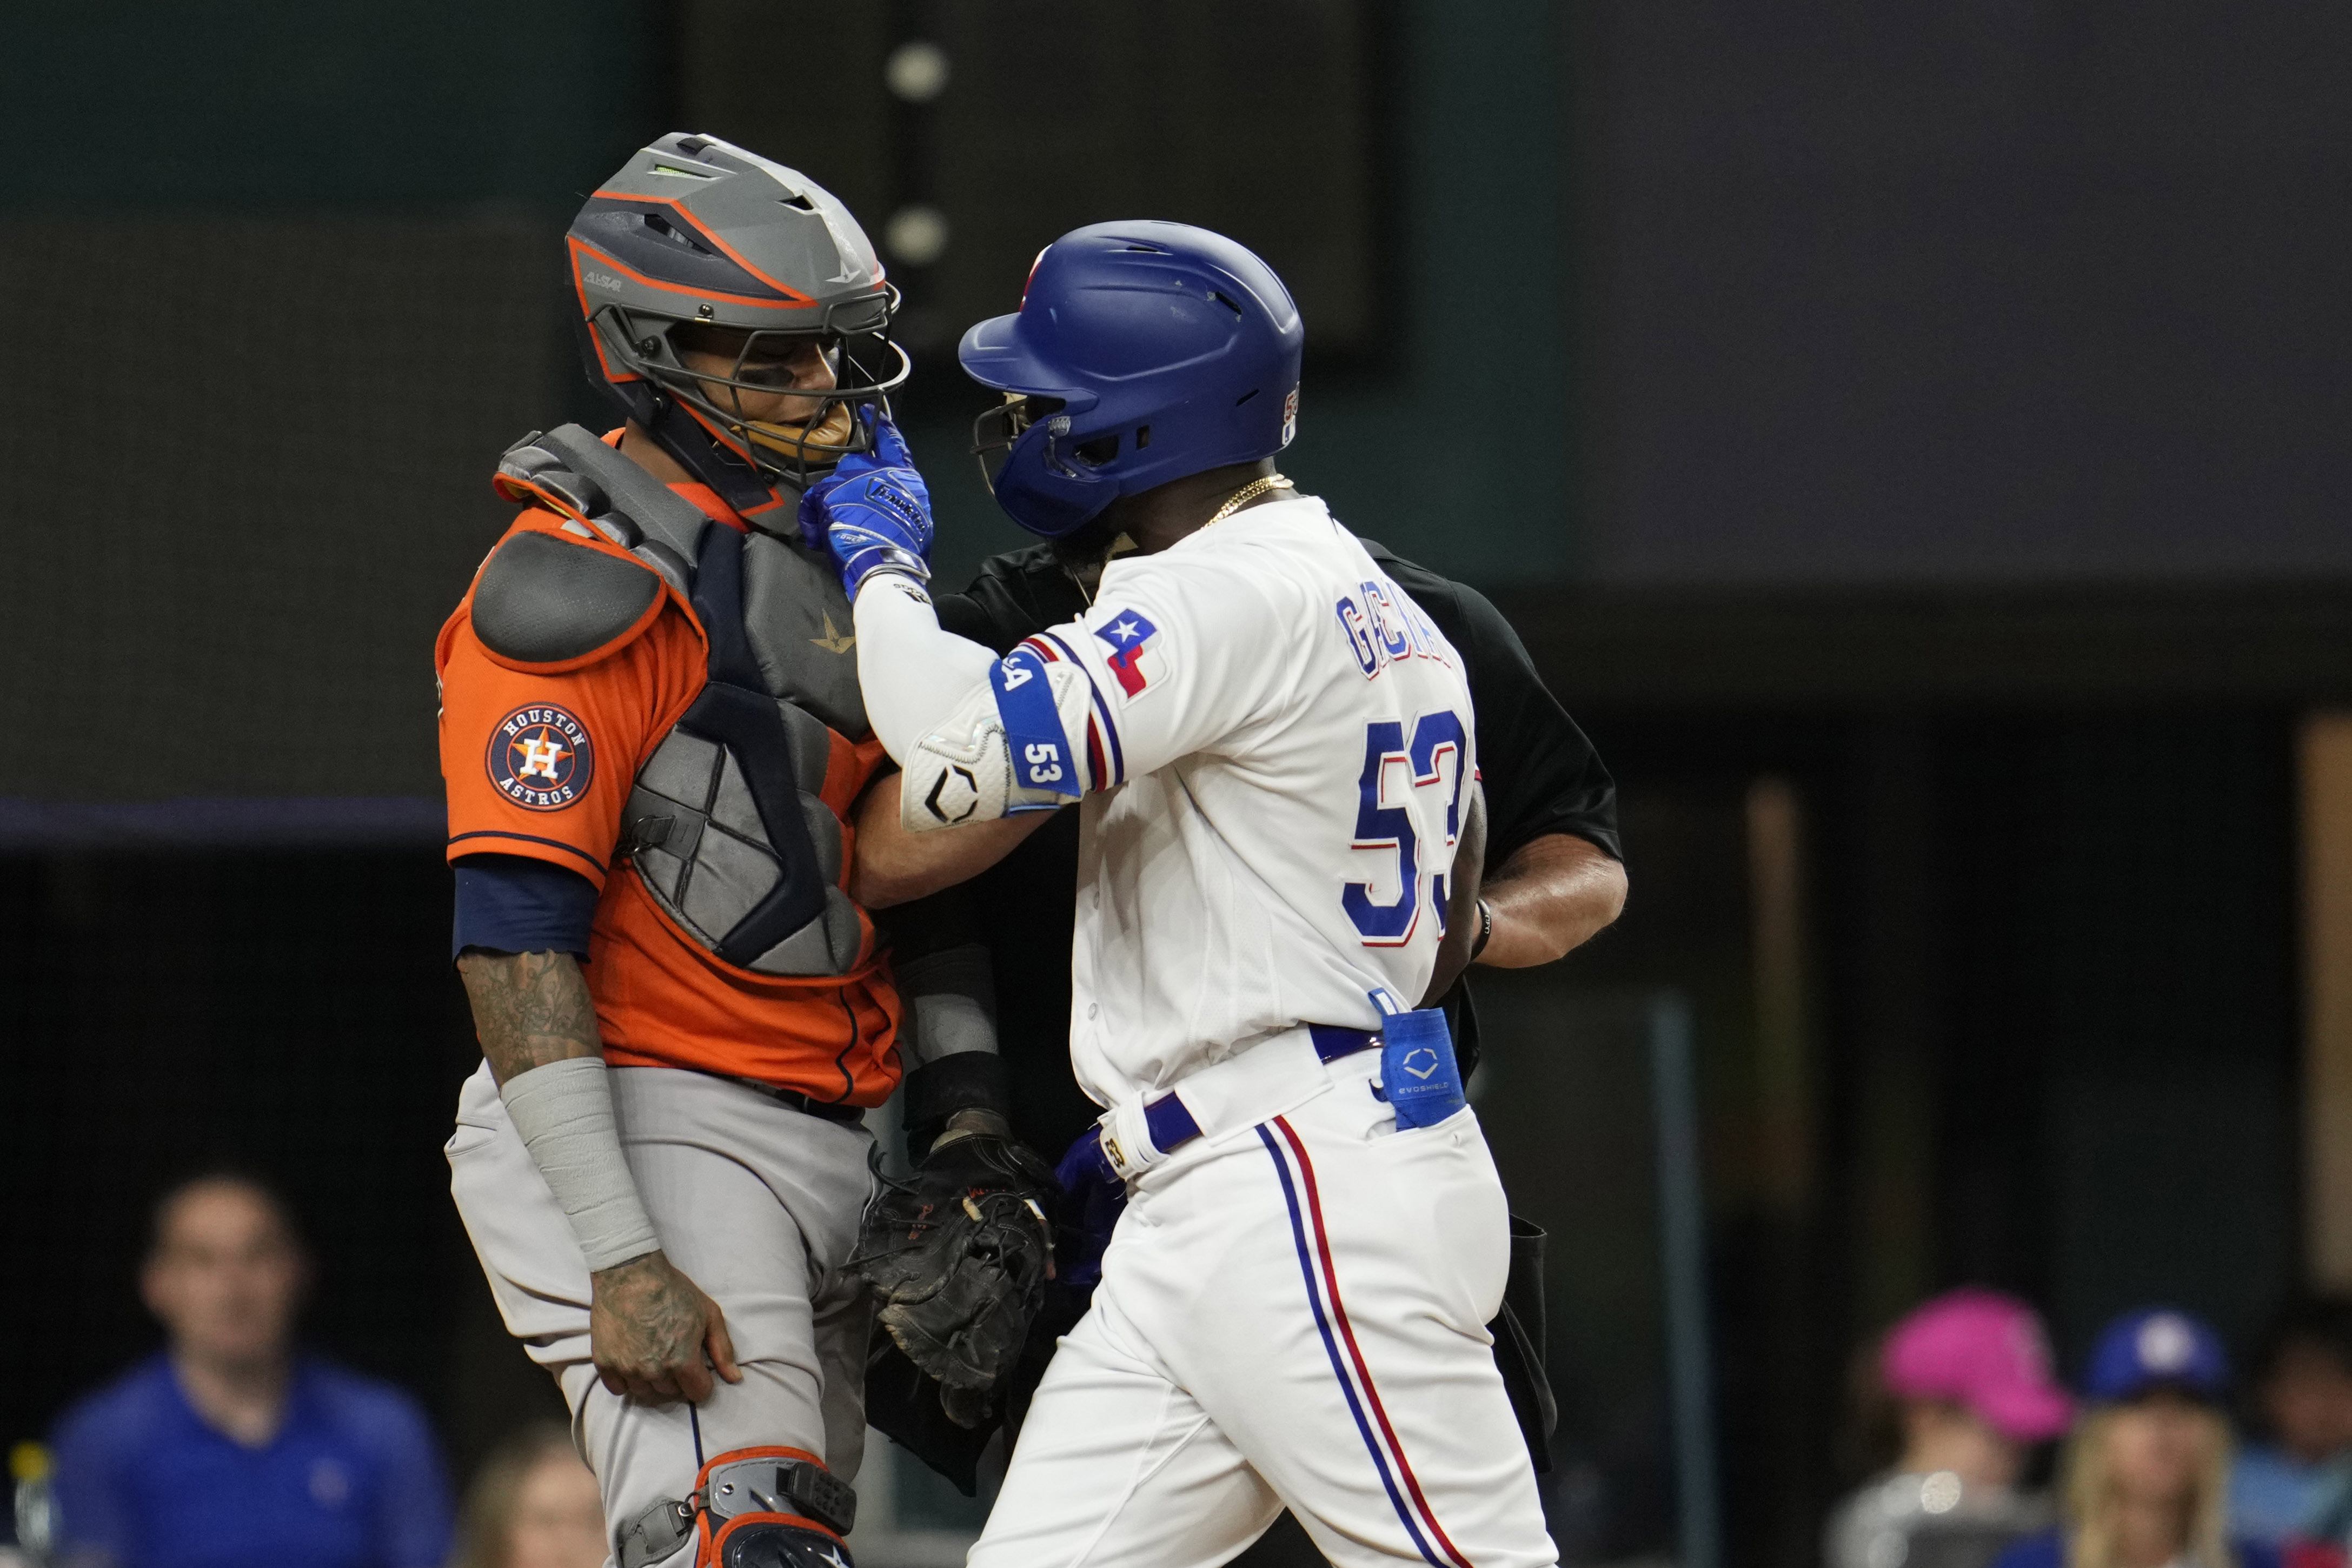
[1571,0,2352,584]
[3,3,2350,1566]
[0,0,665,209]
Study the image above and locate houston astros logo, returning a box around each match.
[486,703,595,811]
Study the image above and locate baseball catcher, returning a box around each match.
[438,132,1027,1568]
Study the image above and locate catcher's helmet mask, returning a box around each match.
[568,132,911,520]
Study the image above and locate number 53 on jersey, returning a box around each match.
[1344,709,1470,946]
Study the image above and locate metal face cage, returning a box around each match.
[593,288,912,484]
[968,394,1071,495]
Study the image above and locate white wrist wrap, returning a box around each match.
[498,1057,660,1272]
[896,944,1000,1066]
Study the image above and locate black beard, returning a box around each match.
[1048,513,1127,573]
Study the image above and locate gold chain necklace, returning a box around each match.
[1204,474,1295,529]
[1069,480,1294,605]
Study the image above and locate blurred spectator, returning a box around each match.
[1828,1289,2073,1568]
[1991,1307,2318,1568]
[2234,1297,2352,1549]
[45,1170,453,1568]
[448,1424,602,1568]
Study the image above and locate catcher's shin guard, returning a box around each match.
[709,1516,856,1568]
[616,1447,856,1568]
[697,1447,855,1568]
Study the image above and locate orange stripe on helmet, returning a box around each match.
[588,189,827,306]
[567,232,820,316]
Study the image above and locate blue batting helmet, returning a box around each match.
[959,221,1305,537]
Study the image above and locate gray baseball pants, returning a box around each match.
[447,1061,875,1567]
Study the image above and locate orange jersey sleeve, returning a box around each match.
[436,518,705,886]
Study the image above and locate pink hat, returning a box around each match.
[1881,1287,2075,1442]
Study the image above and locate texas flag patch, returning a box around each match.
[1093,609,1164,698]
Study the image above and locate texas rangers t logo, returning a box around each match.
[487,703,595,810]
[1093,610,1162,697]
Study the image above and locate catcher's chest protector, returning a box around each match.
[492,427,873,976]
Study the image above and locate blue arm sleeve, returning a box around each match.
[366,1394,456,1568]
[451,853,599,960]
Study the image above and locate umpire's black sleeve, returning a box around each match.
[1449,581,1622,867]
[1367,544,1622,869]
[934,543,1088,655]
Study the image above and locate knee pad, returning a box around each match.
[616,1447,856,1568]
[697,1447,856,1568]
[710,1518,857,1568]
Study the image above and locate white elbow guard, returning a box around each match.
[899,654,1089,832]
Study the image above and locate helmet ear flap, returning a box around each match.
[992,411,1121,538]
[573,317,661,430]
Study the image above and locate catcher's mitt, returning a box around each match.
[851,1133,1058,1426]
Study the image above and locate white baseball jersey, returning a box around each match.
[857,494,1556,1568]
[1012,495,1477,1108]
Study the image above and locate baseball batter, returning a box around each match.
[436,134,1037,1568]
[810,223,1558,1568]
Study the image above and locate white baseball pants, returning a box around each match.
[971,1052,1557,1568]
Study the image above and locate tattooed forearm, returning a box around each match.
[456,949,603,1084]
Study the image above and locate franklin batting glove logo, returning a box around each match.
[486,703,596,810]
[862,475,923,529]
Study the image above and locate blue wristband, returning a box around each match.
[989,646,1081,801]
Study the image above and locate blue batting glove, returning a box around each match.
[795,408,922,536]
[821,470,934,596]
[799,411,935,596]
[862,408,919,473]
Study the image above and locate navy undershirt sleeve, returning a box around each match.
[451,853,600,959]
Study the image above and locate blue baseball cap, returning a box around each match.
[2084,1307,2231,1403]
